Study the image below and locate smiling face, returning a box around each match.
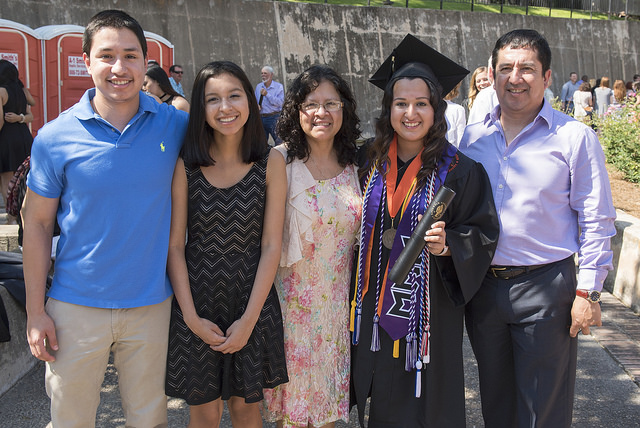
[204,73,250,140]
[390,78,434,150]
[298,80,343,146]
[493,46,550,121]
[475,71,491,90]
[142,75,162,97]
[83,27,147,112]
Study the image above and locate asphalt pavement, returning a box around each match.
[1,290,639,427]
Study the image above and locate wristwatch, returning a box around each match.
[576,289,601,303]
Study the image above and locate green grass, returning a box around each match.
[277,0,617,20]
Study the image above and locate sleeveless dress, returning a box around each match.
[0,85,32,172]
[165,153,288,405]
[263,158,362,427]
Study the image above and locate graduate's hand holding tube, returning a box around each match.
[388,186,455,284]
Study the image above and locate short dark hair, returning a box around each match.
[182,61,267,167]
[145,66,181,98]
[83,10,147,58]
[170,64,183,73]
[277,64,360,167]
[492,29,551,74]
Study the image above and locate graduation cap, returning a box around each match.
[369,34,469,97]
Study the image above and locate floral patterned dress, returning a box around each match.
[263,146,362,427]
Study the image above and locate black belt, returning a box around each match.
[488,263,550,280]
[261,111,280,117]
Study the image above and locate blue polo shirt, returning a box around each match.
[27,89,189,308]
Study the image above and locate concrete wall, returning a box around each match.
[3,0,640,135]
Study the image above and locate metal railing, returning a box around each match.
[298,0,638,17]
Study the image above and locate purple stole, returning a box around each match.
[351,144,456,377]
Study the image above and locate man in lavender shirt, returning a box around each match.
[460,29,616,428]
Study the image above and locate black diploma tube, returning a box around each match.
[388,186,456,285]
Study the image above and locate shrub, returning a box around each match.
[594,103,640,183]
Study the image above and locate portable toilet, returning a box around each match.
[35,25,91,124]
[0,19,44,136]
[145,31,174,75]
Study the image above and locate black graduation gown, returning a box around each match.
[351,149,499,428]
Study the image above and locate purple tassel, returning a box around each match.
[352,307,362,345]
[370,315,381,352]
[415,360,423,397]
[405,334,416,371]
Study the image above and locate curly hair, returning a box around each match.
[276,65,360,166]
[181,61,267,167]
[366,75,449,189]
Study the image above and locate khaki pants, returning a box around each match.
[45,296,172,428]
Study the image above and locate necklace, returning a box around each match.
[308,154,329,181]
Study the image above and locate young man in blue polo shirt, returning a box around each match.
[22,10,188,427]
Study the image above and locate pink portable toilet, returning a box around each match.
[0,19,44,136]
[35,25,91,124]
[145,31,175,75]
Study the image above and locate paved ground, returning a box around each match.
[0,290,639,427]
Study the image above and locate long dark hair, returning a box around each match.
[181,61,267,167]
[277,65,360,166]
[367,75,449,189]
[0,60,28,113]
[145,66,181,99]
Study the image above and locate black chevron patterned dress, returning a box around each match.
[165,153,288,405]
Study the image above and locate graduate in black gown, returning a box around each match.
[350,34,500,428]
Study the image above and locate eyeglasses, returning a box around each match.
[300,100,343,113]
[173,71,183,75]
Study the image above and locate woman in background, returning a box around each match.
[465,66,490,111]
[143,65,190,113]
[444,82,466,147]
[165,61,288,428]
[594,77,613,116]
[573,81,593,122]
[263,64,362,428]
[0,59,33,208]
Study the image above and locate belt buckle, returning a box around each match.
[490,266,508,278]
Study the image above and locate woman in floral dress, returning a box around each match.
[263,65,362,428]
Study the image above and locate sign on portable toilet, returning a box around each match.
[35,25,91,124]
[144,31,175,75]
[0,19,44,136]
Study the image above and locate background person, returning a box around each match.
[460,29,615,428]
[169,63,186,97]
[465,66,490,111]
[165,60,288,428]
[573,81,593,122]
[262,64,362,428]
[594,76,614,116]
[0,60,33,209]
[444,81,466,147]
[22,10,189,427]
[255,65,284,145]
[560,71,580,113]
[143,65,190,112]
[351,34,499,428]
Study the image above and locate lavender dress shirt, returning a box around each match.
[459,99,616,291]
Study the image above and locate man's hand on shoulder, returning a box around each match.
[27,311,58,362]
[569,296,602,337]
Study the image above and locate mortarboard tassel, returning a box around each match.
[370,314,381,352]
